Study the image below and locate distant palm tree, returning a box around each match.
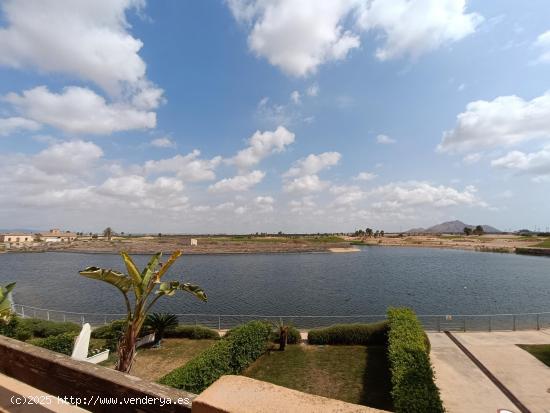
[144,313,179,346]
[103,227,113,241]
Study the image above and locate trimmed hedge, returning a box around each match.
[28,332,78,355]
[307,321,388,345]
[270,325,302,345]
[159,320,271,393]
[91,319,126,340]
[0,317,18,338]
[387,307,444,413]
[164,325,220,340]
[17,318,80,338]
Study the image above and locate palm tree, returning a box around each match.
[463,227,472,236]
[275,319,289,351]
[0,283,15,322]
[144,313,178,346]
[79,251,206,373]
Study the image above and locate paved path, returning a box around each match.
[429,330,550,413]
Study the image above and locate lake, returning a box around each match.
[1,247,549,318]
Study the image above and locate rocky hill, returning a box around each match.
[407,220,501,234]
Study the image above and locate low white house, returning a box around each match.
[190,238,198,246]
[0,233,34,247]
[37,229,77,243]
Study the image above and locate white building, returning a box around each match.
[37,229,77,243]
[0,233,34,247]
[190,238,198,246]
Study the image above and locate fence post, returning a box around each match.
[47,311,50,321]
[537,314,540,330]
[63,314,66,322]
[489,316,492,332]
[513,315,516,331]
[81,316,84,326]
[437,317,440,332]
[21,306,25,318]
[218,315,221,332]
[463,318,466,332]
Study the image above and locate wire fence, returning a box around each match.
[11,304,550,332]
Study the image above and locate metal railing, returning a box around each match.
[11,303,550,332]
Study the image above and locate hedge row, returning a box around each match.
[159,320,272,393]
[307,321,388,345]
[164,325,220,340]
[28,332,78,355]
[387,307,444,413]
[0,317,81,341]
[270,325,301,345]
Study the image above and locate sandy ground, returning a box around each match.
[4,234,547,255]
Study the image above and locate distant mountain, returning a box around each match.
[406,220,501,234]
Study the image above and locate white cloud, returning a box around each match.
[209,170,265,192]
[534,30,550,64]
[0,116,41,136]
[150,137,176,148]
[290,91,301,104]
[33,140,103,175]
[227,0,360,76]
[491,147,550,179]
[228,0,482,76]
[284,175,328,194]
[230,126,295,170]
[0,0,151,96]
[354,172,377,181]
[439,92,550,153]
[357,0,483,61]
[306,84,319,97]
[330,184,365,205]
[5,86,156,134]
[289,196,316,213]
[458,83,466,92]
[144,150,222,182]
[463,153,482,164]
[284,152,341,177]
[376,134,396,144]
[369,181,484,209]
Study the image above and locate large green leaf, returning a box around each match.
[157,281,207,302]
[154,250,183,283]
[141,253,162,291]
[0,282,16,320]
[120,252,143,299]
[79,267,132,293]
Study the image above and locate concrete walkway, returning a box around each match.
[429,330,550,413]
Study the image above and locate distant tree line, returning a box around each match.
[353,228,384,237]
[463,225,484,236]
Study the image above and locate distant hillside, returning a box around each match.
[407,220,501,234]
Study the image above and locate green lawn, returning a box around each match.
[517,344,550,367]
[244,345,393,411]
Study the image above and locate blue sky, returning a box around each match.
[0,0,549,233]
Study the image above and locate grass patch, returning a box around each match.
[517,344,550,367]
[102,339,217,381]
[531,239,550,248]
[244,344,393,411]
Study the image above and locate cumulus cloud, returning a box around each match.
[534,30,550,64]
[376,134,396,144]
[284,175,329,194]
[284,152,341,177]
[369,181,484,209]
[290,91,301,104]
[0,116,41,136]
[144,150,222,182]
[209,170,265,192]
[254,195,275,212]
[227,0,361,76]
[306,84,319,97]
[227,0,482,76]
[491,147,550,180]
[439,92,550,153]
[0,0,151,95]
[330,184,365,206]
[230,126,295,170]
[356,0,482,61]
[33,140,104,175]
[354,172,377,181]
[5,86,156,134]
[150,137,176,148]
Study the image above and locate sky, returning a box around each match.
[0,0,549,234]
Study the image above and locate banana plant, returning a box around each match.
[0,282,16,322]
[79,251,206,373]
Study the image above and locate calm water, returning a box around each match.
[1,248,549,315]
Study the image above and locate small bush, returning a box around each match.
[270,325,302,344]
[0,317,18,338]
[159,320,271,393]
[28,332,78,355]
[387,307,444,413]
[91,319,126,340]
[164,325,219,340]
[307,321,388,345]
[17,318,80,338]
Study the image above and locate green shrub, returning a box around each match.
[307,321,388,345]
[28,332,78,355]
[270,325,302,344]
[387,307,444,413]
[159,320,272,393]
[164,325,219,340]
[0,317,18,338]
[17,318,80,338]
[91,319,126,340]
